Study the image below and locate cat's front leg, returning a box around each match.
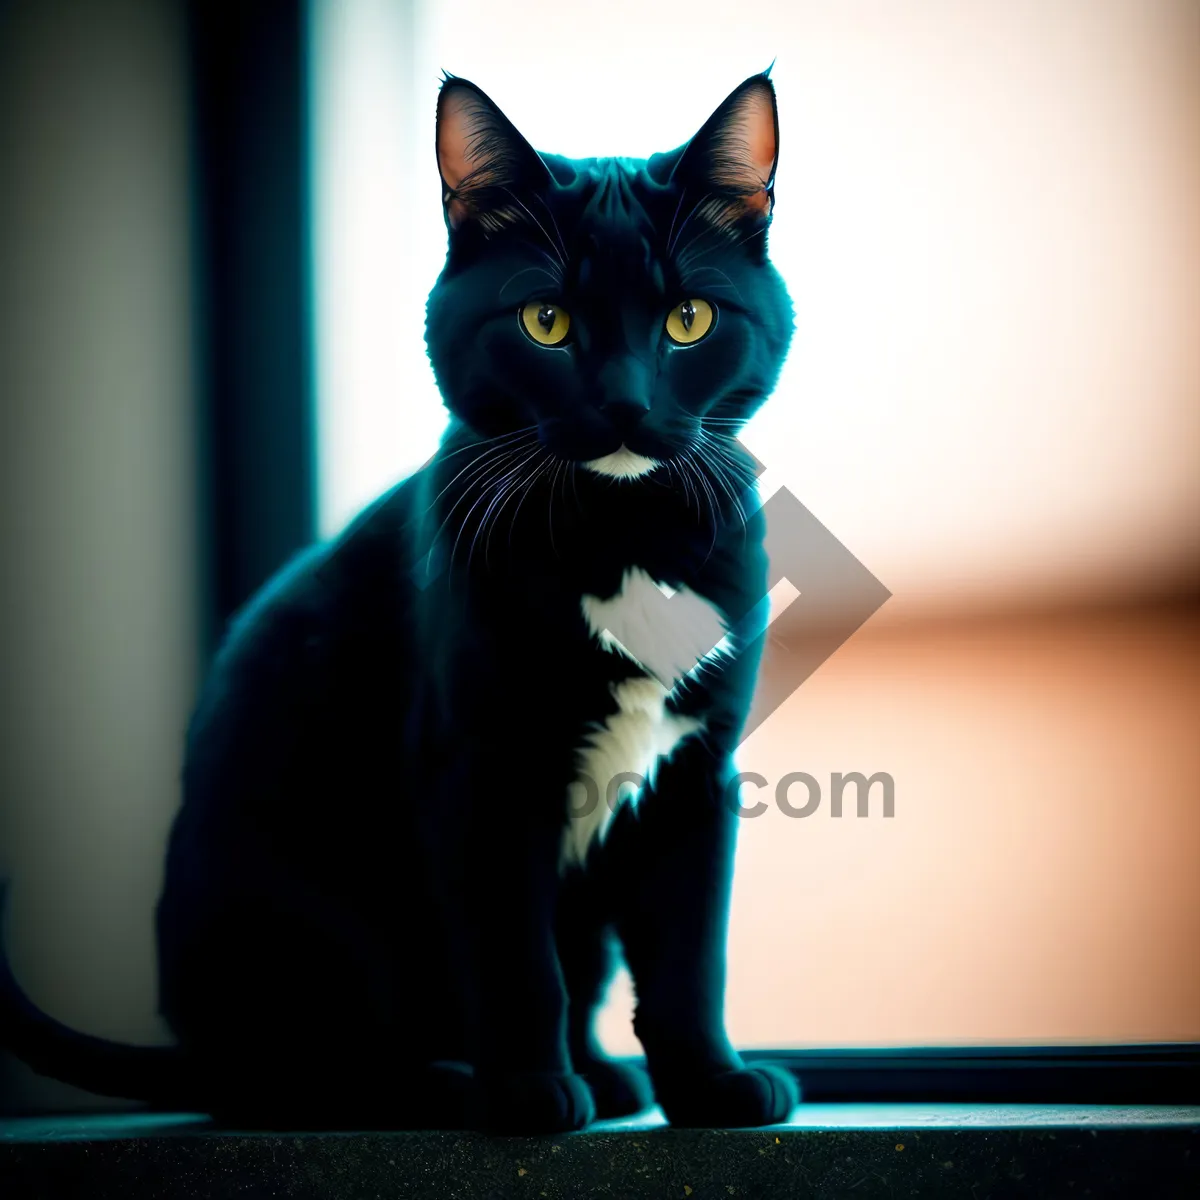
[465,801,596,1134]
[611,741,800,1127]
[555,866,654,1119]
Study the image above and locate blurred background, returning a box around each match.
[0,0,1196,1111]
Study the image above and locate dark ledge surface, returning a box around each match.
[1,1107,1198,1198]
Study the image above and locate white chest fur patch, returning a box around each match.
[561,676,702,869]
[580,567,734,691]
[561,568,731,868]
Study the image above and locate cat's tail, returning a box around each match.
[0,881,196,1108]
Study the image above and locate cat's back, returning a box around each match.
[158,476,432,961]
[181,477,422,804]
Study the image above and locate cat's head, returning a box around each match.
[425,71,794,481]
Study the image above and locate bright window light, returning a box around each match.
[309,0,444,538]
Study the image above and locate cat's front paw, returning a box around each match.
[575,1056,654,1120]
[655,1065,799,1128]
[479,1070,596,1134]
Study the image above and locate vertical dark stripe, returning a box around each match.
[186,0,317,661]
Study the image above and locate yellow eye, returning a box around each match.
[520,301,571,346]
[665,298,715,345]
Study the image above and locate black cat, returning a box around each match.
[0,69,798,1134]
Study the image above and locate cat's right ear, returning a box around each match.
[435,75,552,234]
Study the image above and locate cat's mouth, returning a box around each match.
[580,445,662,480]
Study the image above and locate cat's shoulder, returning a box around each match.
[211,476,420,666]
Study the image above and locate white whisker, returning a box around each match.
[461,443,546,569]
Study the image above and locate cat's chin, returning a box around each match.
[580,444,660,480]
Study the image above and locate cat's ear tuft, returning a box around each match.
[435,77,551,233]
[671,73,779,230]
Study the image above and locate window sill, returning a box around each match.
[2,1106,1198,1198]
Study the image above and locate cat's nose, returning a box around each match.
[596,357,652,434]
[601,395,651,434]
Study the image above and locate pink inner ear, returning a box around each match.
[436,90,485,227]
[716,82,777,216]
[737,87,778,184]
[436,90,475,191]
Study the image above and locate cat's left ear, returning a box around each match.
[670,71,779,229]
[435,75,553,233]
